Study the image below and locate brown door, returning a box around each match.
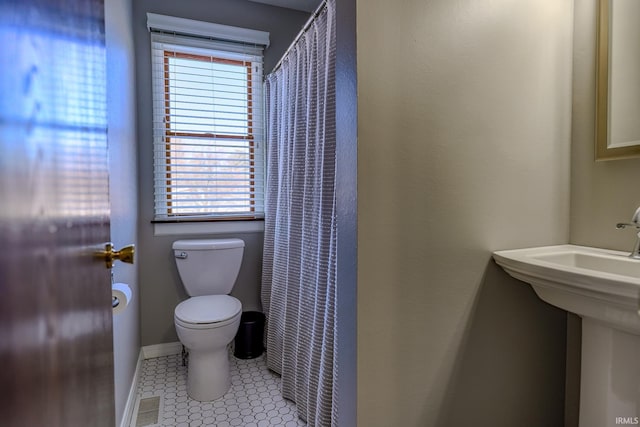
[0,0,115,426]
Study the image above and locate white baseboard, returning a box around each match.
[141,341,182,359]
[120,350,143,427]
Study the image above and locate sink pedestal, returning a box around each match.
[493,245,640,427]
[580,318,640,427]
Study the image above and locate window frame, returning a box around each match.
[160,50,258,220]
[150,37,265,222]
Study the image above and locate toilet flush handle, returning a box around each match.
[175,251,188,259]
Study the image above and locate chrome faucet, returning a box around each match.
[616,206,640,259]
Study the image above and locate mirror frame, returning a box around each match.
[595,0,640,160]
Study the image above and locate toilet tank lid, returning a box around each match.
[173,238,245,250]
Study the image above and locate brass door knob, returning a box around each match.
[95,243,135,269]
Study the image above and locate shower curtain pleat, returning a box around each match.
[261,1,337,425]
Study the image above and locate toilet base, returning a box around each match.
[186,347,231,401]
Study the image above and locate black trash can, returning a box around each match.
[234,311,265,359]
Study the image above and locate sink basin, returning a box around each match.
[493,244,640,334]
[535,250,640,278]
[493,245,640,427]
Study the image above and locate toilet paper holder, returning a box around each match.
[112,282,132,315]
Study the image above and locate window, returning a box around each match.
[148,15,268,221]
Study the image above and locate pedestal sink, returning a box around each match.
[493,245,640,427]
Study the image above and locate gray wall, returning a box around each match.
[334,0,358,425]
[133,0,310,346]
[357,0,573,426]
[571,0,640,247]
[105,0,139,425]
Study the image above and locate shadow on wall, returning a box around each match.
[434,261,569,427]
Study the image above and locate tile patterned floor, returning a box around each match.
[134,351,306,427]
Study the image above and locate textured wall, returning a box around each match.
[571,0,640,248]
[357,1,574,425]
[105,0,140,424]
[133,0,309,346]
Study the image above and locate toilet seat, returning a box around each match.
[175,295,242,330]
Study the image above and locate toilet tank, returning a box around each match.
[173,238,245,297]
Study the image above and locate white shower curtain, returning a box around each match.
[261,1,337,426]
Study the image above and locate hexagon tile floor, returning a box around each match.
[133,352,307,427]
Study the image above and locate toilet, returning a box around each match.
[172,238,244,401]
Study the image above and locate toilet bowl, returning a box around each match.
[172,239,245,401]
[174,295,242,401]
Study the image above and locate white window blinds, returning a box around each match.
[149,15,267,221]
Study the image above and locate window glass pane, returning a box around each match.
[167,137,253,214]
[167,57,249,136]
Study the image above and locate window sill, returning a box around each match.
[153,219,264,236]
